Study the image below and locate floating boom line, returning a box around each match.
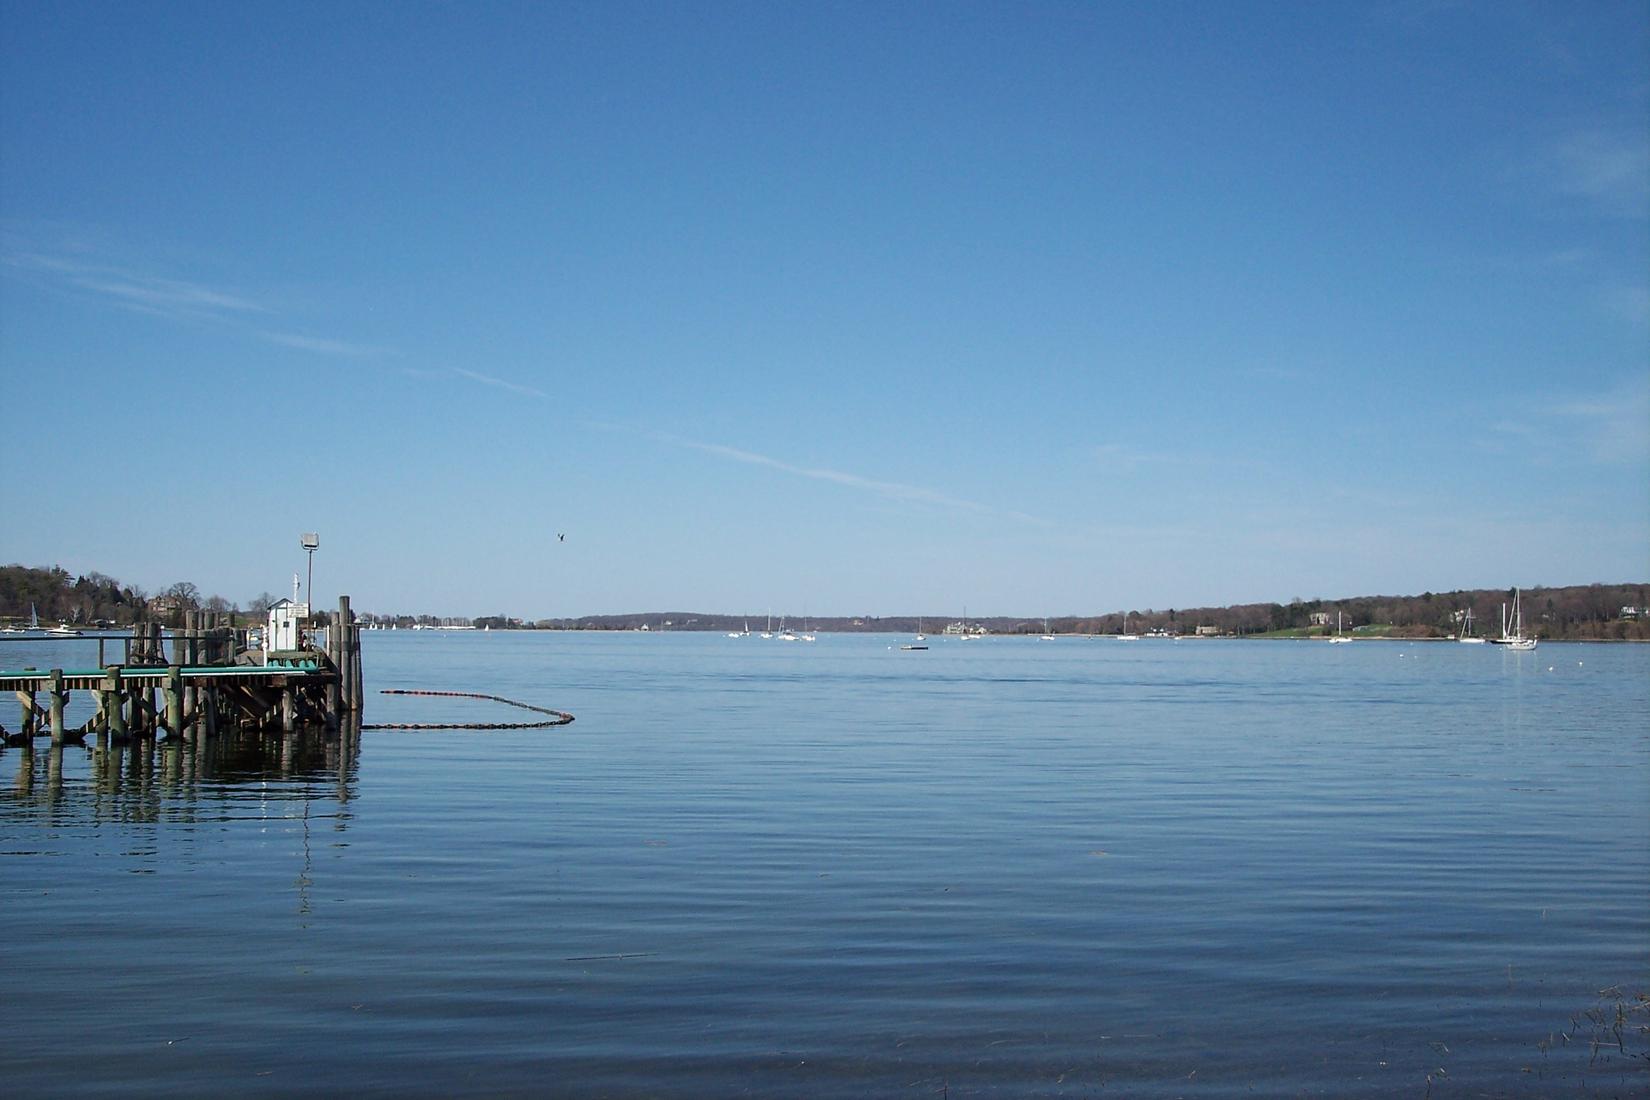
[363,689,575,731]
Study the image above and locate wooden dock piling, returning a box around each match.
[104,666,126,739]
[2,594,365,744]
[48,670,66,743]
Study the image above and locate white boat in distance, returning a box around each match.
[1328,611,1352,643]
[1488,589,1537,650]
[1458,608,1485,644]
[1117,611,1139,640]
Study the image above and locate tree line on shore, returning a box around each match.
[3,564,1646,641]
[526,584,1650,641]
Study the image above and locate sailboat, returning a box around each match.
[1041,617,1055,641]
[1457,608,1485,644]
[728,618,750,638]
[903,616,927,649]
[1488,589,1537,650]
[1117,611,1139,640]
[1328,611,1352,643]
[760,611,773,640]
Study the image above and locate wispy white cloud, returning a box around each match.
[1540,128,1650,219]
[1550,381,1650,464]
[452,367,548,399]
[1481,380,1650,466]
[262,331,393,358]
[1093,442,1271,476]
[5,251,267,317]
[3,241,415,366]
[1093,443,1179,470]
[664,434,1046,524]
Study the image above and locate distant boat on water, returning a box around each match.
[1328,611,1352,643]
[1041,617,1055,641]
[1117,611,1139,640]
[1458,608,1485,644]
[48,623,84,637]
[1488,589,1537,650]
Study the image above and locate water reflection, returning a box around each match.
[2,721,359,823]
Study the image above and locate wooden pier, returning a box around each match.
[0,597,364,745]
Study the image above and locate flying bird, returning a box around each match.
[558,533,565,542]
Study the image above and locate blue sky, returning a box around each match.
[2,1,1645,619]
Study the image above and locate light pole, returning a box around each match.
[301,533,320,610]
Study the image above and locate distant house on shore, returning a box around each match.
[149,594,188,617]
[1309,612,1331,627]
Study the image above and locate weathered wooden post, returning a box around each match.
[17,687,36,739]
[164,666,183,737]
[105,666,126,741]
[352,610,364,714]
[48,669,66,744]
[325,610,342,731]
[337,597,354,715]
[182,613,198,719]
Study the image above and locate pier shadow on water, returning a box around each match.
[3,721,359,823]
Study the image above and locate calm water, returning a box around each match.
[2,632,1646,1097]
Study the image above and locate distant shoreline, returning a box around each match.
[5,568,1647,644]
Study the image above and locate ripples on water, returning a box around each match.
[2,633,1646,1097]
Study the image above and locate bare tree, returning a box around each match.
[163,582,202,609]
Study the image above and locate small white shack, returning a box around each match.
[266,597,308,653]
